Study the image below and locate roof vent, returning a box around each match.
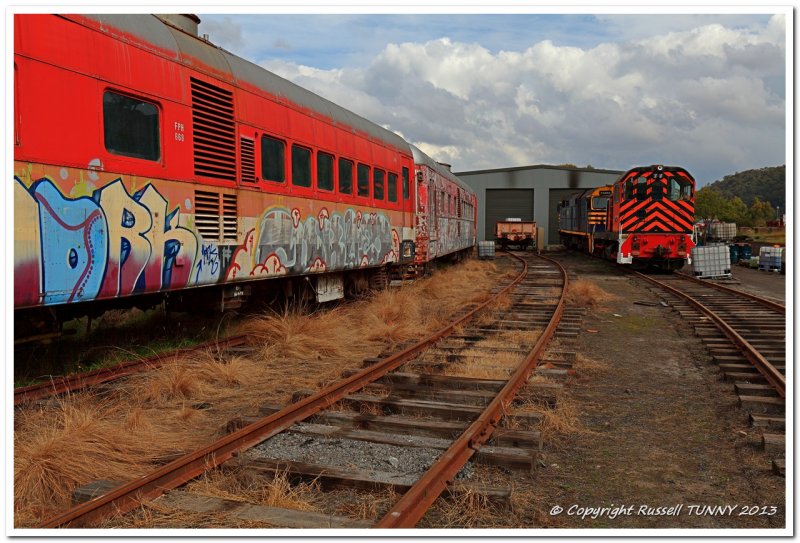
[155,14,201,36]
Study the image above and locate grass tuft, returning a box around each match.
[566,279,615,308]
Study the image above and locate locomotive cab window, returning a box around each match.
[636,176,648,201]
[591,196,609,209]
[261,135,286,182]
[339,158,353,194]
[317,151,334,191]
[624,179,634,200]
[357,164,370,197]
[103,91,160,161]
[669,177,692,201]
[292,145,312,187]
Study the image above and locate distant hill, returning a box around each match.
[704,165,786,211]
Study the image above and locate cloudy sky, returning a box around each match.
[199,12,787,186]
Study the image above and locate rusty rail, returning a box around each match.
[675,271,785,313]
[15,336,250,406]
[376,252,567,528]
[631,271,785,398]
[39,254,528,528]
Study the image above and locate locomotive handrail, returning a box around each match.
[376,251,567,528]
[39,254,528,528]
[631,270,785,398]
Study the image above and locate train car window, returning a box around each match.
[402,167,410,199]
[14,63,20,145]
[357,164,370,197]
[373,169,385,200]
[387,172,398,202]
[103,90,160,161]
[291,145,312,187]
[261,135,286,182]
[317,151,334,191]
[339,158,353,194]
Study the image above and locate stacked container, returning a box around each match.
[708,222,737,241]
[691,245,732,278]
[477,241,495,260]
[758,247,784,272]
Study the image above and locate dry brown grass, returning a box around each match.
[444,350,520,380]
[14,393,188,518]
[104,500,278,529]
[330,487,398,520]
[533,395,584,443]
[566,279,616,308]
[186,467,319,512]
[431,486,510,528]
[14,258,502,527]
[573,352,609,375]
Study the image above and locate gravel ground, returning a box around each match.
[727,265,786,302]
[247,423,474,480]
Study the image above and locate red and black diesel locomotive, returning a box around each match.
[13,14,477,333]
[558,165,696,269]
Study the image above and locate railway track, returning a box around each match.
[631,270,787,475]
[36,251,578,528]
[14,336,250,406]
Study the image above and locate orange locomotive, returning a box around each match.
[559,165,695,270]
[13,14,476,334]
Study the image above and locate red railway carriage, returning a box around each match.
[594,165,695,269]
[14,14,475,330]
[409,145,477,270]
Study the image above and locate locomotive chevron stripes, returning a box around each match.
[618,168,695,234]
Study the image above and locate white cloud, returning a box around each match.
[258,16,785,184]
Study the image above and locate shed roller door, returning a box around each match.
[485,189,534,241]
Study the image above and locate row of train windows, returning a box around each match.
[261,135,410,202]
[102,90,410,201]
[435,190,474,219]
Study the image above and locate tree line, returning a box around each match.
[694,165,784,227]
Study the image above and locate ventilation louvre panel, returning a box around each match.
[191,77,236,181]
[222,194,238,241]
[194,190,221,241]
[240,137,256,183]
[194,190,238,242]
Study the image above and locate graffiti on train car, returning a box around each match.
[15,174,400,307]
[14,176,198,305]
[226,207,397,280]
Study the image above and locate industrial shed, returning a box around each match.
[454,164,623,245]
